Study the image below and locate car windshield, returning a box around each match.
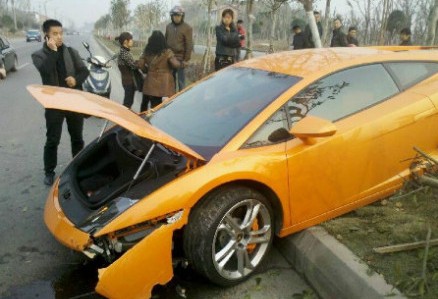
[28,30,39,35]
[149,67,301,159]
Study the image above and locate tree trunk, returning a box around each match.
[11,0,17,30]
[322,0,331,46]
[299,0,322,48]
[426,0,438,45]
[202,0,214,75]
[268,10,278,53]
[244,0,254,59]
[378,0,392,45]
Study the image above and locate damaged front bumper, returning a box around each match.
[44,179,189,299]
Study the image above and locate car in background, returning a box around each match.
[0,36,17,79]
[26,29,42,42]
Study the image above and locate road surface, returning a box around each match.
[0,34,312,299]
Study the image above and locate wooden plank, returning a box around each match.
[373,239,438,254]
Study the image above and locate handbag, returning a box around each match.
[133,69,145,92]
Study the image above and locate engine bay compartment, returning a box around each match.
[57,126,188,230]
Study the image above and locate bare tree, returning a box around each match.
[111,0,130,34]
[427,0,438,45]
[378,0,394,45]
[260,0,289,53]
[321,0,331,46]
[297,0,322,48]
[134,1,166,41]
[11,0,16,30]
[202,0,214,75]
[349,0,373,45]
[244,0,255,59]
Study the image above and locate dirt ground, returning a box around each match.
[322,186,438,298]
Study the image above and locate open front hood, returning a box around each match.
[27,85,205,161]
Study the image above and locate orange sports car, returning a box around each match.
[28,47,438,299]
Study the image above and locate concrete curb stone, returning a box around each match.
[276,226,406,299]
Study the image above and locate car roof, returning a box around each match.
[238,47,438,78]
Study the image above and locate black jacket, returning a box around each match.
[215,23,241,57]
[331,28,348,47]
[32,43,89,89]
[347,36,359,46]
[304,22,323,48]
[293,32,306,50]
[400,40,412,46]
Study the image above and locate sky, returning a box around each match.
[28,0,352,29]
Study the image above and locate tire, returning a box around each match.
[184,186,274,287]
[0,67,6,79]
[11,57,18,72]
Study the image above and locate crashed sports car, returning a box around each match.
[28,46,438,299]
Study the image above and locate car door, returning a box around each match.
[0,38,5,68]
[0,37,12,70]
[284,63,438,228]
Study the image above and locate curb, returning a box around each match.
[276,226,406,299]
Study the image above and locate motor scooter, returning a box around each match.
[82,42,116,98]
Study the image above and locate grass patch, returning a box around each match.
[322,187,438,298]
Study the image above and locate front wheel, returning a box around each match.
[184,186,274,286]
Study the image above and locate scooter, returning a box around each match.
[82,41,116,98]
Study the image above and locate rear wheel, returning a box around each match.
[11,57,18,72]
[184,186,274,286]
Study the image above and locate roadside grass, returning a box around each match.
[322,187,438,298]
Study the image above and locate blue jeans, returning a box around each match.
[173,67,186,91]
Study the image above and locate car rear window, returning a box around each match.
[149,67,301,159]
[385,62,438,90]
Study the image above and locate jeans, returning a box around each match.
[122,84,136,109]
[44,109,84,175]
[141,95,162,112]
[173,67,186,91]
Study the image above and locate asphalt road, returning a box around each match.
[0,35,312,299]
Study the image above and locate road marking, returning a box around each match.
[17,63,30,70]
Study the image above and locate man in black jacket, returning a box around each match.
[347,26,359,46]
[399,28,413,46]
[292,25,306,50]
[331,18,348,47]
[32,19,89,186]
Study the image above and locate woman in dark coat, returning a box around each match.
[138,31,182,111]
[215,9,241,71]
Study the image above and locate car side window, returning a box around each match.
[287,64,399,126]
[385,62,438,90]
[243,106,289,148]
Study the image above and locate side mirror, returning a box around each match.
[290,116,337,145]
[82,42,90,50]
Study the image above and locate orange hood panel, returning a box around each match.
[27,85,205,161]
